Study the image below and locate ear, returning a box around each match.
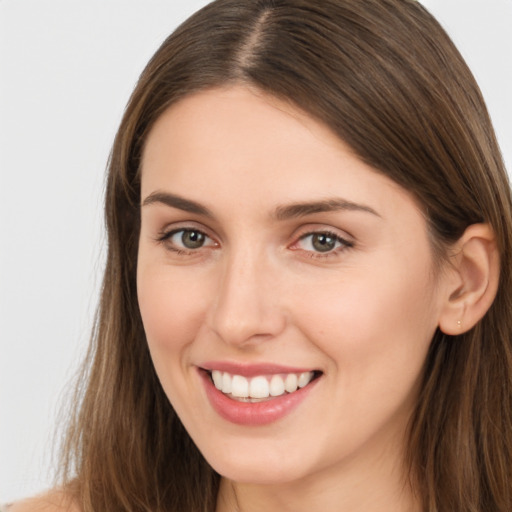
[438,223,500,335]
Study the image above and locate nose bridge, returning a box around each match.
[208,243,285,346]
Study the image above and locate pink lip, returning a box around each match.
[200,360,315,377]
[198,367,320,426]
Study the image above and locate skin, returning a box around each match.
[136,85,455,512]
[9,86,500,512]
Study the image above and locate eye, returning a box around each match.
[158,228,217,252]
[174,229,207,249]
[292,231,353,256]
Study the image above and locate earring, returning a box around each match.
[457,319,462,328]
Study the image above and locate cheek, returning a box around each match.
[137,264,210,357]
[292,258,438,378]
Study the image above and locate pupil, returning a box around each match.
[182,230,205,249]
[312,233,336,252]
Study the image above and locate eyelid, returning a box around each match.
[155,219,216,240]
[288,226,354,257]
[291,224,354,243]
[156,223,219,253]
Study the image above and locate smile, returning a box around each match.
[199,362,322,425]
[210,370,316,401]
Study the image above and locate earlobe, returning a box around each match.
[438,223,500,335]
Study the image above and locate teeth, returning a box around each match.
[284,373,298,393]
[269,374,285,396]
[212,370,223,389]
[298,372,312,388]
[231,375,249,397]
[222,372,232,394]
[210,370,315,399]
[250,376,269,399]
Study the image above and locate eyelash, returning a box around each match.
[156,227,354,258]
[156,228,217,255]
[291,230,354,259]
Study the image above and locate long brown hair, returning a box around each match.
[60,1,512,510]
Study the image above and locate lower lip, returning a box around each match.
[199,370,319,426]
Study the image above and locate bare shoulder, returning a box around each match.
[6,490,80,512]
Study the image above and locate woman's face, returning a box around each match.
[137,86,450,485]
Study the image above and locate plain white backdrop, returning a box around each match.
[0,0,511,503]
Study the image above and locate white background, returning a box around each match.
[1,0,511,503]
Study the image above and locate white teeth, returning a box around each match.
[210,370,316,399]
[269,374,285,396]
[298,371,313,388]
[284,373,298,393]
[249,376,270,399]
[221,372,232,394]
[231,375,249,398]
[212,370,223,389]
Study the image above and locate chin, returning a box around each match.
[212,460,305,485]
[199,440,316,485]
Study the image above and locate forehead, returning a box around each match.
[140,86,418,223]
[141,86,345,177]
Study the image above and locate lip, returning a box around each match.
[198,366,321,426]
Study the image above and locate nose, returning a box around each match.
[206,247,287,347]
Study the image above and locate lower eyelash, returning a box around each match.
[156,231,171,243]
[307,244,353,259]
[154,228,352,258]
[298,231,354,256]
[155,228,214,255]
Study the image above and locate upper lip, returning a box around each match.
[199,361,319,377]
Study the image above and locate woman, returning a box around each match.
[8,0,512,510]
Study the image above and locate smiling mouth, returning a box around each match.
[206,370,322,402]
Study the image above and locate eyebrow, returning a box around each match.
[141,191,380,220]
[272,198,381,220]
[142,191,213,217]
